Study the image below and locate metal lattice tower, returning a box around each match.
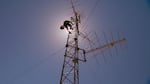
[60,1,83,84]
[59,0,126,84]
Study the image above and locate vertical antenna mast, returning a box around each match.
[60,0,82,84]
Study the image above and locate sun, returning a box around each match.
[48,10,73,47]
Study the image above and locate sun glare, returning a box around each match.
[49,10,72,48]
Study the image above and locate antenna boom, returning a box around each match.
[85,38,126,54]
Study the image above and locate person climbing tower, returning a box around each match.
[60,20,73,34]
[63,20,73,30]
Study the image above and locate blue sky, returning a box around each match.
[0,0,150,84]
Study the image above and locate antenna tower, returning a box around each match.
[59,0,126,84]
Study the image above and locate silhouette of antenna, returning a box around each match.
[59,0,126,84]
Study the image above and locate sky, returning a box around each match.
[0,0,150,84]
